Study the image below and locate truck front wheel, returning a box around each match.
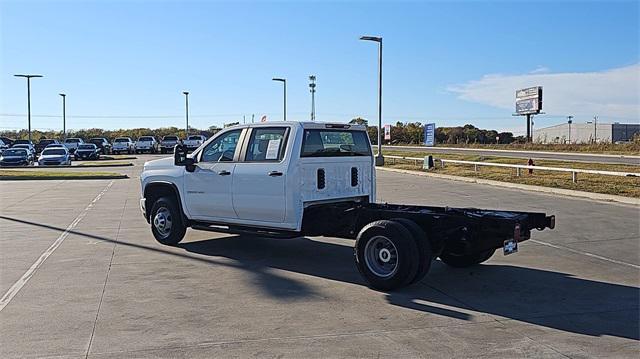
[439,249,496,268]
[150,197,187,246]
[355,220,419,291]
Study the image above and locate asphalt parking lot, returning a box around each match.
[1,155,638,358]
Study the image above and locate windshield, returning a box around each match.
[42,149,67,156]
[2,149,26,156]
[139,137,154,141]
[13,144,29,149]
[90,138,104,144]
[39,139,56,145]
[300,130,372,157]
[187,136,201,140]
[78,144,96,149]
[114,138,129,142]
[14,140,30,145]
[65,138,81,143]
[164,136,178,141]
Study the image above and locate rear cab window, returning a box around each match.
[245,127,288,162]
[301,129,371,157]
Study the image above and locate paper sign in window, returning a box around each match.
[265,139,281,160]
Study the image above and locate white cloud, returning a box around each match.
[448,64,640,121]
[529,66,550,74]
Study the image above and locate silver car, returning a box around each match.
[38,147,72,166]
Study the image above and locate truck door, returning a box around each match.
[232,127,288,223]
[183,129,243,220]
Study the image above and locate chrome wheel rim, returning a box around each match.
[364,235,398,278]
[153,207,172,238]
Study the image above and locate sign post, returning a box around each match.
[514,86,543,142]
[384,124,391,141]
[424,123,435,146]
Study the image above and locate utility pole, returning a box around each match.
[309,75,316,121]
[183,91,189,136]
[251,114,255,123]
[59,93,67,139]
[14,74,43,142]
[567,116,573,143]
[360,35,384,166]
[593,115,598,143]
[272,78,286,121]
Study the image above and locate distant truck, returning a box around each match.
[183,135,207,152]
[35,139,61,154]
[112,137,135,154]
[160,135,180,154]
[139,122,555,291]
[135,136,158,154]
[63,138,84,153]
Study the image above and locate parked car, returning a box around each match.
[183,134,207,152]
[36,139,61,153]
[13,139,34,146]
[11,143,36,157]
[64,138,85,153]
[0,148,34,166]
[159,135,180,154]
[45,143,66,149]
[0,137,15,147]
[38,147,72,166]
[112,137,135,154]
[0,139,9,154]
[135,136,158,154]
[74,143,100,160]
[89,137,112,155]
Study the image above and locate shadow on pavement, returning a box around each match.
[2,215,638,341]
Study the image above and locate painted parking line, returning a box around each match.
[531,239,640,269]
[0,180,114,312]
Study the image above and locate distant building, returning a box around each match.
[534,122,640,144]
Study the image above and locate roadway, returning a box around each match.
[381,145,640,165]
[1,155,638,358]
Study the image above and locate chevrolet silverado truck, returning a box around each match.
[140,122,554,291]
[183,135,207,152]
[160,135,181,154]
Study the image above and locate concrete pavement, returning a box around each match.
[0,156,638,358]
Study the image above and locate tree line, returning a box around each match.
[349,118,522,145]
[0,126,222,142]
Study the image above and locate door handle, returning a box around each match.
[268,171,283,177]
[218,170,231,176]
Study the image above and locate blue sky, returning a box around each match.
[1,0,638,134]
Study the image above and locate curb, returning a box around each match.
[376,167,639,206]
[1,163,134,169]
[0,174,129,181]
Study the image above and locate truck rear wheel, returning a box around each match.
[391,218,433,284]
[150,196,187,246]
[439,249,496,268]
[355,220,419,291]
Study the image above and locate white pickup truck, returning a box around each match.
[183,135,207,152]
[140,122,554,290]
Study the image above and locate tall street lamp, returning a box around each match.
[183,91,189,135]
[309,75,316,121]
[567,115,573,144]
[272,78,286,121]
[359,35,384,166]
[59,93,66,139]
[14,74,43,142]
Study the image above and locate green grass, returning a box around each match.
[387,142,640,155]
[74,161,133,166]
[100,155,137,160]
[382,150,640,198]
[0,170,128,180]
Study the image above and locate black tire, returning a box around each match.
[150,196,187,246]
[355,220,419,291]
[439,248,496,268]
[391,218,433,284]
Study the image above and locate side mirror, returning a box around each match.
[174,144,196,172]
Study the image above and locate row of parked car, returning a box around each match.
[0,134,210,167]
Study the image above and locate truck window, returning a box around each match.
[301,130,371,157]
[200,130,241,162]
[245,127,287,161]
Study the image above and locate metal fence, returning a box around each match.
[385,155,640,183]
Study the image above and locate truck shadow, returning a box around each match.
[180,235,639,341]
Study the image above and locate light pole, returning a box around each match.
[360,35,384,166]
[593,115,598,143]
[183,91,189,135]
[567,115,573,144]
[272,78,286,121]
[59,93,66,139]
[309,75,316,121]
[14,74,43,142]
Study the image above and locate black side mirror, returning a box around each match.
[174,144,196,172]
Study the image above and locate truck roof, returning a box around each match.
[225,121,367,131]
